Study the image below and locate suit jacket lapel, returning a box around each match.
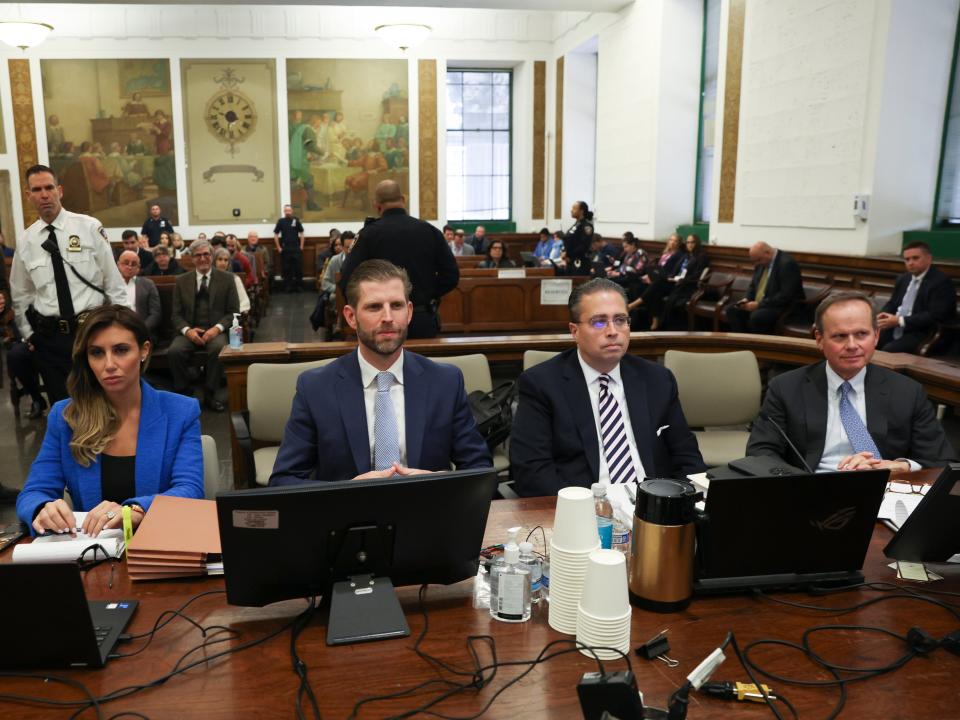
[134,380,164,498]
[620,360,655,477]
[403,353,426,469]
[336,352,371,474]
[864,365,889,453]
[804,363,829,470]
[561,352,600,480]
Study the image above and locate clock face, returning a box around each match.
[204,89,257,149]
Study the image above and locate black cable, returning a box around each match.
[290,597,323,720]
[0,672,103,719]
[721,632,787,720]
[121,589,227,640]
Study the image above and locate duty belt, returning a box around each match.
[30,309,91,335]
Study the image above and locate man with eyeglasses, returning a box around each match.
[510,278,705,496]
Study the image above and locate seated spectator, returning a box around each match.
[628,234,684,323]
[469,225,489,254]
[606,233,647,295]
[726,241,804,335]
[117,229,154,275]
[171,233,187,259]
[447,225,476,256]
[15,305,204,536]
[148,245,183,276]
[214,247,251,314]
[532,227,554,264]
[2,281,45,418]
[322,231,356,296]
[588,234,620,278]
[478,239,516,269]
[650,235,709,330]
[117,251,161,340]
[245,230,271,283]
[877,241,957,354]
[158,231,172,248]
[315,228,341,277]
[225,234,255,288]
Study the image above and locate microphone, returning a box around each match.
[759,413,813,474]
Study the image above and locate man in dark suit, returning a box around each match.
[877,241,957,354]
[167,240,239,412]
[726,241,804,334]
[117,251,161,340]
[339,180,459,339]
[271,260,490,484]
[509,278,705,497]
[747,292,954,472]
[117,229,155,275]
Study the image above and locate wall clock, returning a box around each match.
[204,68,257,156]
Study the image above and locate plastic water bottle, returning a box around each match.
[592,483,614,549]
[518,541,543,604]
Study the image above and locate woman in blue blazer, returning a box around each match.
[16,305,204,536]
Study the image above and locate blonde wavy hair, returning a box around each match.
[64,305,152,466]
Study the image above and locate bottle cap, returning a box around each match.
[504,527,520,564]
[591,483,605,497]
[519,541,533,554]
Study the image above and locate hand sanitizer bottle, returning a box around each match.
[229,313,243,349]
[490,527,531,623]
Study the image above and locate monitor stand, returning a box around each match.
[326,574,410,646]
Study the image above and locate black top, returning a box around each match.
[140,217,174,247]
[338,207,460,309]
[100,454,136,505]
[147,259,184,276]
[478,258,517,269]
[273,217,304,247]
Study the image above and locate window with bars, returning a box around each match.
[695,0,721,223]
[935,19,960,226]
[445,70,512,221]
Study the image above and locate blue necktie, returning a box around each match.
[373,371,400,471]
[894,277,920,340]
[598,374,637,484]
[838,381,881,459]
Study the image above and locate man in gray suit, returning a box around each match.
[446,226,475,256]
[746,291,954,472]
[117,250,161,341]
[167,240,239,412]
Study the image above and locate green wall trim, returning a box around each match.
[450,221,516,233]
[677,223,709,244]
[903,230,960,260]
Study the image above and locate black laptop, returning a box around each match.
[0,563,138,668]
[694,469,890,594]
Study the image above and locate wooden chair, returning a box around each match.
[777,281,834,338]
[715,273,753,330]
[686,270,735,331]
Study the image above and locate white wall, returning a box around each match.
[561,51,597,217]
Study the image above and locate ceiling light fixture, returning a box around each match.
[374,23,432,52]
[0,21,53,50]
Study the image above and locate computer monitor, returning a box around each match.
[216,467,498,645]
[884,463,960,563]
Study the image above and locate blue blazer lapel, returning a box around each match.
[134,381,164,499]
[620,360,655,478]
[403,353,427,469]
[336,353,371,474]
[561,352,600,481]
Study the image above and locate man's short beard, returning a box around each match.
[357,324,407,357]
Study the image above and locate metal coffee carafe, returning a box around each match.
[629,479,702,612]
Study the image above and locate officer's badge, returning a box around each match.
[67,235,82,252]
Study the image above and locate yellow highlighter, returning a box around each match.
[122,505,134,550]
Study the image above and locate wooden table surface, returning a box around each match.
[2,494,959,719]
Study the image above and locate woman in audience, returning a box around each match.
[315,229,341,278]
[16,305,204,537]
[627,234,684,322]
[606,234,647,302]
[214,247,251,313]
[652,234,710,330]
[158,231,172,248]
[171,232,187,259]
[478,239,516,269]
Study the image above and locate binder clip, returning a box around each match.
[635,629,679,668]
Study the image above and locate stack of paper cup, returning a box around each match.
[548,486,601,634]
[576,549,631,659]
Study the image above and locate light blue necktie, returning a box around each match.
[894,277,920,340]
[838,381,881,459]
[373,371,400,471]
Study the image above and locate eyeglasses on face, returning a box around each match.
[580,315,631,330]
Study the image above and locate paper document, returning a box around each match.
[13,520,124,563]
[877,491,925,530]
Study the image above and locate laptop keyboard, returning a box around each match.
[94,626,113,646]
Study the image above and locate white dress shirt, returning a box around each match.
[10,208,130,339]
[818,364,918,472]
[577,351,646,485]
[357,348,407,467]
[124,276,137,309]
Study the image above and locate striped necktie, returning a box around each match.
[598,374,637,484]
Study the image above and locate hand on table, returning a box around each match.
[33,499,77,536]
[353,463,435,480]
[81,501,145,537]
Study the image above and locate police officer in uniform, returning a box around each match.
[338,180,459,339]
[140,203,175,248]
[10,164,130,403]
[273,204,305,292]
[562,200,595,276]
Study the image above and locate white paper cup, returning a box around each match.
[578,549,630,620]
[549,601,579,634]
[553,487,601,552]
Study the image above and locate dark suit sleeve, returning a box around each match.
[171,277,190,333]
[509,371,565,497]
[760,254,802,311]
[745,376,792,464]
[449,372,493,470]
[145,280,161,332]
[269,375,319,486]
[880,276,905,315]
[433,229,460,298]
[337,233,373,297]
[904,273,957,332]
[905,382,956,467]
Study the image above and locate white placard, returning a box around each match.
[540,278,573,305]
[497,268,526,279]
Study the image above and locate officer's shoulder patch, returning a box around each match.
[584,224,593,235]
[98,226,109,241]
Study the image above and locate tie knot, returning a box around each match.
[376,371,395,392]
[840,381,853,397]
[45,225,55,234]
[599,374,611,388]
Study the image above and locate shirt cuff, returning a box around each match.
[898,458,921,472]
[898,315,906,327]
[180,326,190,336]
[215,323,225,333]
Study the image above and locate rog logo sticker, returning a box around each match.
[811,507,857,531]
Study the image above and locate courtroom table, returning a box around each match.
[3,494,958,719]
